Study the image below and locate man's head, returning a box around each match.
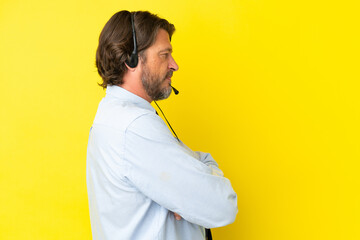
[96,10,178,101]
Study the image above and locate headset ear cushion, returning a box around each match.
[126,53,138,68]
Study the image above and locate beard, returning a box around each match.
[141,64,172,101]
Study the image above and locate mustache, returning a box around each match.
[165,71,173,79]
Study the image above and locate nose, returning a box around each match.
[169,55,179,71]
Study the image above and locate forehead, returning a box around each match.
[149,29,172,52]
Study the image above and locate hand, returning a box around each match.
[173,212,181,220]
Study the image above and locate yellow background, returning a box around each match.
[1,0,359,239]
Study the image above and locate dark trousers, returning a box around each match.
[206,228,212,240]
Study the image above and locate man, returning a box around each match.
[87,10,237,240]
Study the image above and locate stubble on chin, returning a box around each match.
[141,68,172,101]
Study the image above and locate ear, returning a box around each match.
[125,53,139,69]
[125,55,143,71]
[124,61,137,72]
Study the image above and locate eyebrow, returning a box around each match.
[159,48,173,53]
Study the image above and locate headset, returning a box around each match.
[125,13,138,68]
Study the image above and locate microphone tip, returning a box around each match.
[171,86,179,95]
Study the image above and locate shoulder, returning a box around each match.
[93,97,156,132]
[126,112,173,142]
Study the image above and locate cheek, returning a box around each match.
[147,58,169,77]
[161,62,169,74]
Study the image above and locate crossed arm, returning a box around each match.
[123,113,238,228]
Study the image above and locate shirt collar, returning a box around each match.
[106,85,156,113]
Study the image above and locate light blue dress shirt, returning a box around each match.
[87,85,237,240]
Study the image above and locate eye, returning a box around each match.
[161,53,169,58]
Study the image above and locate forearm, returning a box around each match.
[126,114,237,227]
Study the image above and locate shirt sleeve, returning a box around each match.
[123,113,238,228]
[179,142,225,177]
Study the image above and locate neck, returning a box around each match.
[121,84,152,103]
[121,62,153,103]
[120,77,152,103]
